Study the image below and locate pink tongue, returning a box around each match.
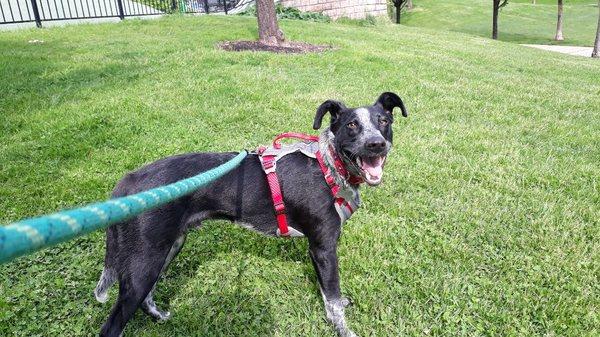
[361,157,383,178]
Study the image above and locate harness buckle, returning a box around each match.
[261,156,277,173]
[274,201,285,215]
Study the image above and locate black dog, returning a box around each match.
[95,92,407,337]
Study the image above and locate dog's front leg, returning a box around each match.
[309,242,357,337]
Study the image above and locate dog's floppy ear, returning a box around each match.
[375,92,408,117]
[313,100,346,130]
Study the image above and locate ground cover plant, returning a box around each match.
[0,14,599,336]
[403,0,599,46]
[238,4,331,23]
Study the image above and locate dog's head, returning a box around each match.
[313,92,407,186]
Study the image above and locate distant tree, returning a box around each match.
[593,0,600,58]
[492,0,509,40]
[555,0,564,41]
[532,0,536,4]
[392,0,411,24]
[256,0,285,45]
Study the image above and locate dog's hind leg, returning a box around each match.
[99,243,174,337]
[141,234,186,321]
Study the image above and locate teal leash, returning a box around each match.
[0,151,247,263]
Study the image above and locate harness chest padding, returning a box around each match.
[258,138,360,238]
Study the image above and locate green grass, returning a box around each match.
[1,15,599,337]
[403,0,599,46]
[512,0,592,4]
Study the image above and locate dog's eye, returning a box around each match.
[347,122,358,129]
[379,118,389,126]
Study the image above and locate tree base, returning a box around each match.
[219,41,333,54]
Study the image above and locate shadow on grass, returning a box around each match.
[124,223,314,336]
[0,39,148,123]
[0,39,155,191]
[131,288,277,336]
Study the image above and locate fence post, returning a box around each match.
[116,0,125,19]
[29,0,42,28]
[203,0,209,14]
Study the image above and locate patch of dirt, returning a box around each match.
[219,40,333,54]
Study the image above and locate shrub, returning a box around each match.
[237,4,331,23]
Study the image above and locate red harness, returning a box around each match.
[257,132,364,237]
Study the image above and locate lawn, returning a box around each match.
[403,0,599,46]
[0,14,599,337]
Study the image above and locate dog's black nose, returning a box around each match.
[365,137,386,152]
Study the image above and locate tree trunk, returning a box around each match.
[407,0,413,10]
[532,0,536,4]
[392,0,403,24]
[492,0,499,40]
[555,0,564,41]
[593,0,600,58]
[256,0,285,45]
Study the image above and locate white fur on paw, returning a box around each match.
[157,311,171,322]
[344,330,358,337]
[340,297,352,308]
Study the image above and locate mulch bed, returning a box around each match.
[219,40,334,54]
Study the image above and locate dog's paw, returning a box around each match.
[340,297,353,308]
[156,311,171,323]
[339,328,358,337]
[142,300,171,322]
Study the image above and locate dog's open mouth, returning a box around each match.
[356,156,386,186]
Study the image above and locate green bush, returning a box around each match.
[336,14,378,26]
[237,4,331,23]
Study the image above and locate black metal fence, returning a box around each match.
[0,0,245,27]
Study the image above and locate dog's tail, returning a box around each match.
[94,223,122,303]
[94,266,117,303]
[94,210,121,304]
[94,174,135,303]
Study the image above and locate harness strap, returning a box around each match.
[316,150,355,215]
[260,155,290,236]
[273,132,319,149]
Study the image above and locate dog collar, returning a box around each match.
[324,144,364,186]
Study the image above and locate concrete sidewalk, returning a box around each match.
[521,44,594,58]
